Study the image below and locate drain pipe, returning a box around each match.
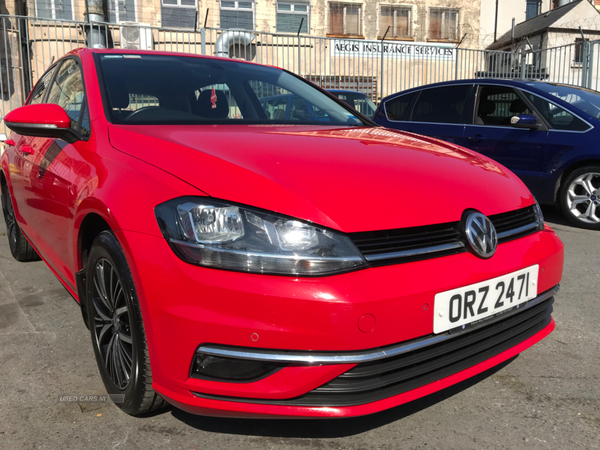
[86,0,106,48]
[215,30,255,58]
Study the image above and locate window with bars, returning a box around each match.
[35,0,74,20]
[379,5,411,39]
[108,0,136,23]
[277,2,309,33]
[329,2,362,37]
[429,8,459,41]
[162,0,197,29]
[220,1,254,30]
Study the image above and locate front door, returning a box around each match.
[463,85,549,194]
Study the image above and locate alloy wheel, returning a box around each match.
[3,189,18,253]
[92,258,133,390]
[566,172,600,224]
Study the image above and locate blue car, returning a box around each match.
[373,79,600,229]
[328,90,377,118]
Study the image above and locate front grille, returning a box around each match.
[194,295,553,407]
[349,205,538,265]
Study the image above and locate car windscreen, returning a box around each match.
[528,83,600,120]
[94,53,367,126]
[331,92,376,117]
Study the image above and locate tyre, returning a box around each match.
[560,166,600,230]
[86,231,166,415]
[1,179,40,261]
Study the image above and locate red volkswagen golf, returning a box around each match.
[0,49,563,418]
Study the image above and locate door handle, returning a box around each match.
[4,139,15,146]
[468,135,486,142]
[21,145,34,155]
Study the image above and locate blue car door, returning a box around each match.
[463,85,549,196]
[396,84,473,146]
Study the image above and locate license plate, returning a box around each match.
[433,265,539,334]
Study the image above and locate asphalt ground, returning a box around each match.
[0,206,598,450]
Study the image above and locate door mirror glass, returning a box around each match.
[3,104,73,140]
[510,114,539,129]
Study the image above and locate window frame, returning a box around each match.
[43,56,92,140]
[328,2,364,38]
[161,0,197,9]
[379,4,412,40]
[276,1,310,34]
[108,0,138,24]
[35,0,75,21]
[428,7,459,42]
[219,0,256,30]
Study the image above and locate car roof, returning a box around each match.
[65,47,280,69]
[379,78,578,102]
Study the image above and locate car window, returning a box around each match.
[525,83,600,120]
[190,83,242,119]
[385,92,417,121]
[128,94,160,111]
[411,86,469,124]
[290,97,311,121]
[28,66,57,105]
[523,92,589,131]
[260,97,288,120]
[476,86,533,127]
[96,54,366,126]
[46,59,90,136]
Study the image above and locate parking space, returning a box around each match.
[0,206,598,450]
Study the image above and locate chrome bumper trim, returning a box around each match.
[197,285,558,365]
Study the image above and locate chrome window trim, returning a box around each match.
[197,286,558,365]
[364,241,464,262]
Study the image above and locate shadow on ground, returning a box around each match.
[169,357,515,438]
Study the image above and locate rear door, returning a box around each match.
[383,84,474,146]
[463,85,549,193]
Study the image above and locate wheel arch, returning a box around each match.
[554,158,600,204]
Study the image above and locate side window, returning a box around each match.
[28,66,56,105]
[411,85,470,124]
[190,83,239,119]
[476,86,533,126]
[261,97,288,120]
[385,92,416,121]
[524,92,589,131]
[290,96,311,121]
[46,59,90,136]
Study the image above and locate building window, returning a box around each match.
[429,8,459,41]
[574,37,588,63]
[162,0,197,28]
[329,2,362,37]
[35,0,74,20]
[108,0,137,23]
[526,0,540,20]
[379,5,411,39]
[220,1,254,30]
[277,2,309,34]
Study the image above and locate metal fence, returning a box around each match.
[1,14,600,134]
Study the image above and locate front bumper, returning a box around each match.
[116,226,563,418]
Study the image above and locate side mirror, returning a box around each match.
[511,114,541,130]
[3,104,79,142]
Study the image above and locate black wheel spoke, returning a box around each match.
[91,258,133,390]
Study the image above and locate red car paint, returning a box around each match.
[0,48,563,418]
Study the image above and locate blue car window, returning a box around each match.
[384,91,417,121]
[411,85,469,124]
[477,86,533,127]
[524,92,589,131]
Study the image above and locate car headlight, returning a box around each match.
[155,197,366,276]
[534,201,545,231]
